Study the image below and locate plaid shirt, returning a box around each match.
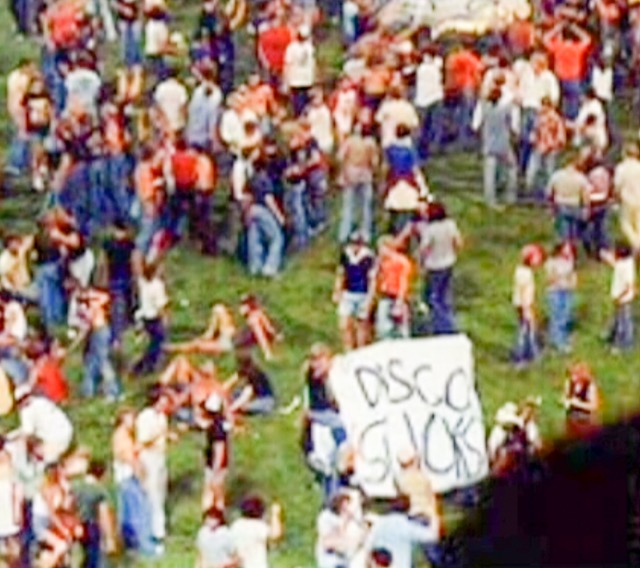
[532,107,567,155]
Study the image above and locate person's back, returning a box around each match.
[548,165,589,207]
[231,517,269,568]
[370,510,435,567]
[479,99,513,157]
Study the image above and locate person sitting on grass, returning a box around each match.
[166,303,236,356]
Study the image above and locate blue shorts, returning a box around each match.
[338,291,369,320]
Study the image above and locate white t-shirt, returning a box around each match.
[20,397,73,447]
[4,301,27,341]
[592,65,613,102]
[136,407,168,453]
[230,518,270,568]
[306,104,334,154]
[137,276,168,320]
[284,40,315,89]
[414,55,444,108]
[513,265,535,308]
[0,478,21,538]
[375,98,419,148]
[65,68,102,114]
[611,256,636,304]
[154,78,188,132]
[145,18,169,56]
[315,509,345,568]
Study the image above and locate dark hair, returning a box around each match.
[204,506,226,524]
[615,241,632,259]
[329,492,350,515]
[395,124,411,138]
[428,201,447,221]
[240,495,266,519]
[370,548,393,567]
[88,459,107,479]
[388,494,411,513]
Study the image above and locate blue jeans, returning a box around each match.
[376,297,410,339]
[133,318,166,375]
[610,303,634,349]
[338,181,373,243]
[287,182,310,250]
[518,107,537,173]
[135,211,160,255]
[6,130,29,174]
[555,204,584,242]
[525,150,557,199]
[581,205,609,256]
[560,79,583,121]
[82,522,102,568]
[107,153,134,223]
[453,88,476,149]
[118,477,155,555]
[60,162,92,236]
[247,204,284,277]
[35,261,66,331]
[417,101,445,160]
[513,311,539,363]
[291,87,310,116]
[90,158,109,231]
[110,280,133,343]
[83,325,121,398]
[119,20,142,66]
[425,268,457,335]
[547,289,573,350]
[306,169,328,233]
[483,153,517,206]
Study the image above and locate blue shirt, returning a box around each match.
[369,513,436,567]
[186,84,221,149]
[386,144,417,178]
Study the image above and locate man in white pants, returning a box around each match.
[136,389,172,553]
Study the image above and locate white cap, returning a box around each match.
[298,24,311,38]
[495,402,523,428]
[397,446,418,466]
[204,393,223,413]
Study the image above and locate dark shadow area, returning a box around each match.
[454,417,640,567]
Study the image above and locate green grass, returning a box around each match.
[0,4,639,567]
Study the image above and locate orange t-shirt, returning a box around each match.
[507,20,535,54]
[546,38,591,81]
[258,25,293,74]
[446,50,483,93]
[378,251,412,300]
[172,149,199,191]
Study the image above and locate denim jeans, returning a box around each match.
[525,150,557,199]
[581,205,609,256]
[483,153,517,206]
[560,79,583,121]
[453,88,477,149]
[90,158,109,231]
[110,280,133,343]
[425,268,457,335]
[610,303,634,350]
[376,297,410,339]
[291,87,310,117]
[338,181,373,243]
[119,20,142,67]
[118,477,155,555]
[547,289,573,350]
[306,169,328,233]
[518,107,537,174]
[107,153,134,223]
[81,522,102,568]
[555,204,584,242]
[6,130,29,174]
[513,311,539,363]
[247,204,284,277]
[133,318,166,375]
[60,162,92,237]
[286,181,310,250]
[244,395,276,414]
[35,261,66,331]
[136,211,161,255]
[83,325,122,398]
[417,101,446,161]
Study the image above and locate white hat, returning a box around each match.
[397,446,417,466]
[495,402,523,428]
[13,384,32,403]
[204,393,223,413]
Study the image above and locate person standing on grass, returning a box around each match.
[604,241,636,353]
[333,231,376,350]
[136,388,174,554]
[472,84,519,208]
[582,152,612,259]
[78,287,122,401]
[201,393,230,512]
[525,96,567,202]
[230,495,283,568]
[614,142,640,253]
[546,153,591,244]
[374,236,412,340]
[512,244,544,367]
[398,201,463,336]
[544,242,577,354]
[132,261,169,377]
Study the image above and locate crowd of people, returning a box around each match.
[0,0,637,564]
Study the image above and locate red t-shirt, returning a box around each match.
[172,149,199,191]
[446,50,483,93]
[546,38,591,81]
[258,25,293,74]
[35,357,69,404]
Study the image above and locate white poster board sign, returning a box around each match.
[330,335,488,497]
